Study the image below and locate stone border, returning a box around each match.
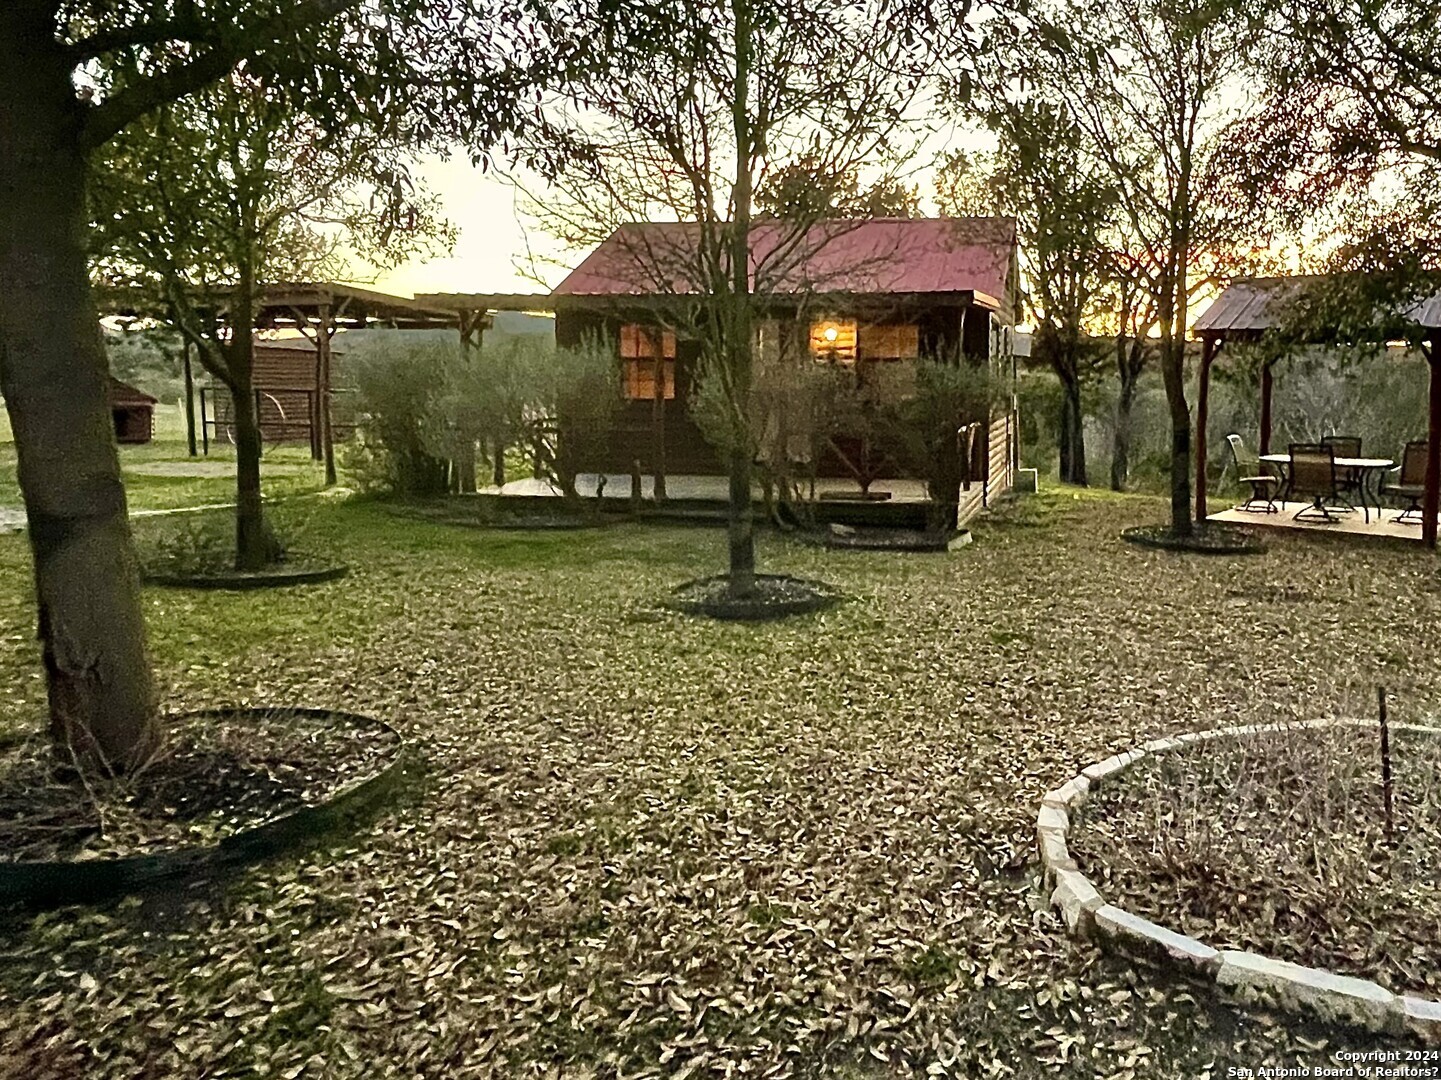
[1121,523,1267,555]
[0,708,407,909]
[664,573,841,621]
[143,563,349,590]
[1037,719,1441,1045]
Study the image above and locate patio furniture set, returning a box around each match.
[1226,434,1430,524]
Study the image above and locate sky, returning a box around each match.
[370,116,978,301]
[369,158,571,298]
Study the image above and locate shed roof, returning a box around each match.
[1195,276,1441,336]
[550,218,1016,306]
[108,376,156,405]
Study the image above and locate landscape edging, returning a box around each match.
[143,563,349,590]
[1037,719,1441,1045]
[0,707,407,909]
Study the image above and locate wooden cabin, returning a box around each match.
[551,218,1021,511]
[108,377,156,444]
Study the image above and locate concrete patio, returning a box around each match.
[1208,500,1438,543]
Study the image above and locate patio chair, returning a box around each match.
[1380,439,1429,524]
[1225,433,1279,513]
[1321,434,1365,503]
[1288,443,1353,522]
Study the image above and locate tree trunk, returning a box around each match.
[727,449,756,596]
[1057,367,1087,486]
[0,17,159,770]
[1159,331,1192,536]
[183,340,198,457]
[1111,346,1139,492]
[227,268,280,572]
[726,0,756,599]
[490,442,503,488]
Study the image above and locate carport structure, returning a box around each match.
[1192,277,1441,548]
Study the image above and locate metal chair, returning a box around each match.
[1321,434,1365,505]
[1381,440,1429,524]
[1225,433,1279,513]
[1288,443,1354,522]
[1320,434,1362,457]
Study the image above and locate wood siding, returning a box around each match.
[554,301,1010,483]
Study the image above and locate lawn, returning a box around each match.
[1,488,1438,1077]
[0,412,328,514]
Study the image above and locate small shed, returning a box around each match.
[109,377,156,444]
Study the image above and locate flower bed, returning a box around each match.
[1039,721,1441,1043]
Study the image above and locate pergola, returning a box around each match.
[1192,276,1441,548]
[255,284,470,484]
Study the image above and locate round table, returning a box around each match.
[1260,454,1394,522]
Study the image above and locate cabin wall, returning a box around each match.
[554,301,1008,483]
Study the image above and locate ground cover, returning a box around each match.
[1070,722,1441,999]
[0,486,1438,1077]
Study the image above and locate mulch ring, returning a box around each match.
[0,707,401,870]
[822,526,967,552]
[1068,722,1441,1000]
[1121,522,1267,554]
[665,573,841,620]
[143,560,348,589]
[383,499,604,531]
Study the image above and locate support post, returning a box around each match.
[1195,334,1218,521]
[1260,360,1274,456]
[1424,338,1439,550]
[652,324,667,503]
[200,387,210,455]
[317,304,336,487]
[182,339,197,457]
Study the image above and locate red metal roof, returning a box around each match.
[550,218,1017,304]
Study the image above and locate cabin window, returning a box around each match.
[858,323,920,362]
[620,324,676,400]
[810,318,858,364]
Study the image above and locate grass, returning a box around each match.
[0,411,328,513]
[0,480,1439,1076]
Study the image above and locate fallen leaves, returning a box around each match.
[1,491,1436,1076]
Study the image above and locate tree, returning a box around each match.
[757,158,922,220]
[935,104,1118,487]
[527,0,921,597]
[0,0,544,770]
[957,0,1253,532]
[91,75,453,570]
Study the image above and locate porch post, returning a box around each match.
[1194,334,1218,521]
[651,321,668,503]
[1259,360,1274,456]
[1424,337,1439,550]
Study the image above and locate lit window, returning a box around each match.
[810,319,858,363]
[620,324,676,400]
[858,323,919,362]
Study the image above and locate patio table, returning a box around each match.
[1260,454,1394,523]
